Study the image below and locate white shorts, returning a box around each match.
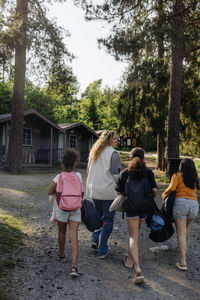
[55,206,81,223]
[173,198,199,220]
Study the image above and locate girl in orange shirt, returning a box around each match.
[162,158,199,271]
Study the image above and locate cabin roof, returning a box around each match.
[59,122,98,137]
[0,109,64,132]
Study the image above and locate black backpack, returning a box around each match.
[124,175,154,213]
[81,199,103,232]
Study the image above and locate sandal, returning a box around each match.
[58,251,66,263]
[175,262,187,271]
[70,266,79,278]
[133,273,144,284]
[124,255,133,268]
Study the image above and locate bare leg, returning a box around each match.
[138,219,145,228]
[186,218,193,241]
[69,221,79,267]
[127,218,141,275]
[57,220,67,257]
[175,219,188,266]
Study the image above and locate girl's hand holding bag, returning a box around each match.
[109,194,125,212]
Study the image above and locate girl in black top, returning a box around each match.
[116,147,157,284]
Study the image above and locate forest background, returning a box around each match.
[0,0,200,172]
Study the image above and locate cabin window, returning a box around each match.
[89,136,94,150]
[23,128,32,146]
[69,134,77,148]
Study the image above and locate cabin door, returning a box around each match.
[58,132,64,149]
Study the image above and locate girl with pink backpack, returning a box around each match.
[48,148,84,277]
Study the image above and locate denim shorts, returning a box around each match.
[55,207,81,223]
[126,211,148,220]
[173,198,199,220]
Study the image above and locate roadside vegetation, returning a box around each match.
[0,213,25,274]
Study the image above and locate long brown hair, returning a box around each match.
[128,157,146,177]
[89,130,116,163]
[179,158,199,189]
[130,147,145,160]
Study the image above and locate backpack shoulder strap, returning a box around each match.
[123,170,130,187]
[74,172,84,194]
[56,172,64,193]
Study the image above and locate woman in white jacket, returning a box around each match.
[86,130,121,259]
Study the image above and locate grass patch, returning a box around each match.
[0,213,25,274]
[119,151,130,167]
[155,176,169,184]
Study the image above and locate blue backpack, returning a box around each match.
[151,214,165,231]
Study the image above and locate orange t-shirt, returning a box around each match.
[162,172,197,200]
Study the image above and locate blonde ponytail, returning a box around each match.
[89,130,116,163]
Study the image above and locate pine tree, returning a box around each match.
[1,0,74,173]
[78,0,200,164]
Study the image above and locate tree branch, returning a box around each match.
[85,0,143,22]
[190,46,200,53]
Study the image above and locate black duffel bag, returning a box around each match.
[149,222,175,243]
[81,199,103,232]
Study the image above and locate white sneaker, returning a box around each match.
[98,252,109,259]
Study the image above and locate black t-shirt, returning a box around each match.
[116,167,157,194]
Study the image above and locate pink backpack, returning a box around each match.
[56,172,84,211]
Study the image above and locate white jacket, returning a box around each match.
[86,146,118,200]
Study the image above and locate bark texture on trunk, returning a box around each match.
[156,0,166,170]
[4,0,29,173]
[157,133,165,170]
[166,0,184,159]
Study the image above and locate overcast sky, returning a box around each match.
[49,0,127,94]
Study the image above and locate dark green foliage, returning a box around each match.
[0,81,12,114]
[47,63,79,105]
[79,80,102,129]
[1,0,79,173]
[0,1,74,83]
[77,0,200,161]
[86,95,99,129]
[0,76,79,124]
[180,51,200,155]
[78,0,170,161]
[24,79,79,124]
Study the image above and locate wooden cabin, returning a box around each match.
[0,109,98,167]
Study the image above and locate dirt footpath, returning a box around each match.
[0,170,200,300]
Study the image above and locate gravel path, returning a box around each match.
[0,170,200,300]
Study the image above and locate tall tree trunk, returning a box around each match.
[156,0,166,170]
[3,0,28,173]
[157,133,165,170]
[166,0,184,159]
